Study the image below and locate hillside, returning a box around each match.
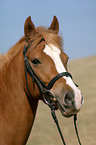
[27,56,96,145]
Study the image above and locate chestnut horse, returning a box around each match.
[0,16,83,145]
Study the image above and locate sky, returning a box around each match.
[0,0,96,60]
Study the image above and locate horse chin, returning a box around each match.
[60,110,74,118]
[57,102,74,118]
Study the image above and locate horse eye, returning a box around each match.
[31,58,41,65]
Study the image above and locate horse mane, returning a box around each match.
[0,27,63,70]
[0,36,25,70]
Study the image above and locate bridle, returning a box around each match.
[23,38,82,145]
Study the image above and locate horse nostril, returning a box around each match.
[65,93,71,103]
[64,92,74,107]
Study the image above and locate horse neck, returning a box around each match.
[0,44,38,145]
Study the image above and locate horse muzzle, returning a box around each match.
[57,90,84,118]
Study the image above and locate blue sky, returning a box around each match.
[0,0,96,59]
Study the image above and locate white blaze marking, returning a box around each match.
[43,44,83,110]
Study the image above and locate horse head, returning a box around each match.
[24,16,84,118]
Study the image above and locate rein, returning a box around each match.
[23,41,82,145]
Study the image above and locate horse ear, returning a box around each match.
[49,16,59,33]
[24,16,35,41]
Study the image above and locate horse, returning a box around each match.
[0,16,84,145]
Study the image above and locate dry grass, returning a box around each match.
[27,56,96,145]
